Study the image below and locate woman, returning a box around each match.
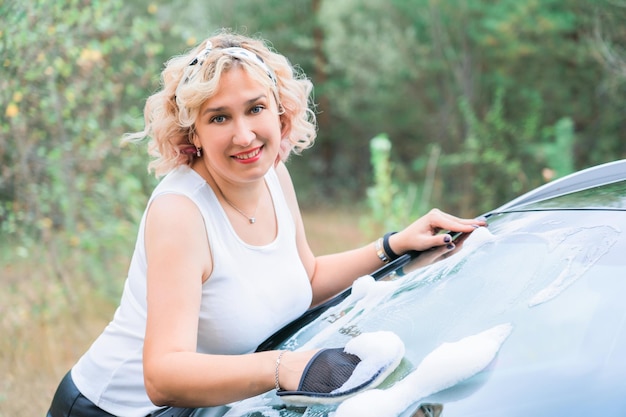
[47,30,486,417]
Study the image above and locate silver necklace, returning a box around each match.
[223,197,258,224]
[214,183,260,225]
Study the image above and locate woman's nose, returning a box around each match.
[232,118,255,146]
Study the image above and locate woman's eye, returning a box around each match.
[250,105,264,114]
[211,115,227,124]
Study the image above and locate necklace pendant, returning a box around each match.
[249,217,256,224]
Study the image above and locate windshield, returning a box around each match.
[198,207,626,417]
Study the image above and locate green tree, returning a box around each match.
[318,0,624,214]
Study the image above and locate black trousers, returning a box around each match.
[46,371,195,417]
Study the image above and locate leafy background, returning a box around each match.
[1,0,625,415]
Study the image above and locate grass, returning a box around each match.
[0,207,369,416]
[0,261,115,417]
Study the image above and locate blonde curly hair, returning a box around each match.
[125,30,317,177]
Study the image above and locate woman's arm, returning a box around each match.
[275,163,486,306]
[142,194,314,407]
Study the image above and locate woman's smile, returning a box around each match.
[232,145,263,164]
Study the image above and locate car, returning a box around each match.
[196,159,626,417]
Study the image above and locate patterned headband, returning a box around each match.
[186,41,277,85]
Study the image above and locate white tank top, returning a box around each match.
[72,165,312,417]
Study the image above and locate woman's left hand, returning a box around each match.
[388,208,487,255]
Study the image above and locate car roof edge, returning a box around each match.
[491,159,626,213]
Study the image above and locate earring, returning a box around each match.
[196,147,202,157]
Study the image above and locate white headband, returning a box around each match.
[186,41,277,85]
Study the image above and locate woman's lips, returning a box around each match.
[232,146,262,163]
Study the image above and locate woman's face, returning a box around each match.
[193,66,282,185]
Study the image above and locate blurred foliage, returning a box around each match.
[318,0,625,213]
[366,134,399,233]
[1,0,626,297]
[0,0,164,298]
[366,133,427,235]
